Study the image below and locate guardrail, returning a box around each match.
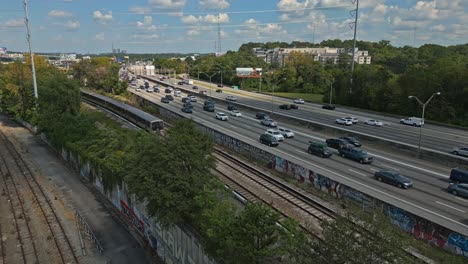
[75,210,104,255]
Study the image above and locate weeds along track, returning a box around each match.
[214,148,336,232]
[0,130,79,264]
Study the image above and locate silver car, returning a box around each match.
[261,117,277,127]
[447,183,468,198]
[452,147,468,157]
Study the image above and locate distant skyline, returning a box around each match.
[0,0,466,54]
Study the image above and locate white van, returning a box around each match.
[174,90,181,97]
[400,117,423,127]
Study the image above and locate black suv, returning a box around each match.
[227,105,237,111]
[165,95,174,101]
[322,104,335,110]
[256,112,269,119]
[161,97,170,103]
[183,102,193,109]
[279,104,291,110]
[339,146,374,164]
[259,134,279,147]
[308,141,332,158]
[325,138,349,150]
[203,104,215,112]
[182,97,190,103]
[216,89,223,93]
[204,99,215,106]
[165,88,172,93]
[290,104,299,109]
[192,86,198,90]
[340,136,362,147]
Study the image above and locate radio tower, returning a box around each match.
[217,14,222,54]
[23,0,38,100]
[349,0,359,93]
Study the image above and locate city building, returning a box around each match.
[253,47,371,66]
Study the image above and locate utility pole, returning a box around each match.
[349,0,359,93]
[217,14,222,54]
[312,24,316,44]
[23,0,38,100]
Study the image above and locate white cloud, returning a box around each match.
[93,11,113,23]
[431,24,445,31]
[129,6,151,14]
[94,33,105,41]
[199,0,229,10]
[136,16,158,31]
[2,19,23,27]
[64,20,80,31]
[148,0,186,10]
[204,13,229,23]
[187,29,200,36]
[132,34,159,40]
[181,15,202,24]
[48,10,73,18]
[279,14,290,21]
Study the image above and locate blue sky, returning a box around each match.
[0,0,466,54]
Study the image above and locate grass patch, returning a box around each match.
[264,92,324,103]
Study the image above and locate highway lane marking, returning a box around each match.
[435,201,466,213]
[381,164,400,171]
[230,125,236,128]
[455,197,468,202]
[348,169,367,177]
[134,87,468,232]
[369,168,379,172]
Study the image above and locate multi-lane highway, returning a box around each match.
[130,77,468,237]
[160,76,468,156]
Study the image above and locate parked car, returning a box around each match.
[308,141,332,158]
[188,95,197,102]
[449,168,468,184]
[290,104,299,109]
[374,171,413,189]
[452,147,468,157]
[165,95,174,101]
[226,96,237,101]
[203,104,215,112]
[322,104,335,110]
[227,105,237,111]
[326,138,349,150]
[279,104,291,110]
[161,97,170,103]
[447,183,468,198]
[265,129,284,141]
[192,86,199,90]
[259,133,279,147]
[181,107,192,113]
[344,116,359,124]
[230,110,242,117]
[277,127,294,138]
[339,146,374,164]
[256,112,269,119]
[216,112,229,121]
[261,117,278,127]
[182,97,191,103]
[336,118,352,126]
[400,117,423,127]
[340,136,362,147]
[293,99,305,104]
[365,119,383,127]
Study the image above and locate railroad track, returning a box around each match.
[0,130,79,264]
[214,148,336,232]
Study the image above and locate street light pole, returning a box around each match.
[408,92,441,153]
[200,71,218,97]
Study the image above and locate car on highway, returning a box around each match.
[216,112,229,121]
[290,104,299,109]
[174,90,181,97]
[365,119,383,127]
[259,133,279,147]
[165,88,172,93]
[336,118,352,126]
[230,110,242,117]
[277,127,294,138]
[293,99,305,104]
[216,89,223,93]
[344,116,359,124]
[400,117,423,127]
[447,183,468,198]
[181,107,192,113]
[192,86,199,90]
[449,168,468,184]
[203,104,215,112]
[340,136,362,147]
[183,102,193,109]
[452,146,468,157]
[261,117,278,127]
[204,99,215,106]
[322,104,335,110]
[188,95,197,102]
[161,97,170,103]
[256,112,269,119]
[339,146,374,164]
[217,84,223,87]
[265,129,284,141]
[146,88,153,93]
[226,95,237,101]
[326,138,349,150]
[199,91,207,95]
[227,105,237,111]
[279,104,291,110]
[136,87,142,92]
[178,81,185,85]
[165,95,174,101]
[308,141,332,158]
[374,171,413,189]
[153,87,159,93]
[182,97,190,103]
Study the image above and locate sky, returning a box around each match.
[0,0,467,54]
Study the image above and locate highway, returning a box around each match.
[130,77,468,237]
[158,76,468,156]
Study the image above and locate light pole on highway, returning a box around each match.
[322,77,335,105]
[200,72,218,97]
[408,92,441,153]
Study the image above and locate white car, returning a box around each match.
[188,95,197,102]
[365,119,383,127]
[226,96,237,101]
[336,118,352,126]
[400,117,423,127]
[216,112,229,121]
[146,88,153,93]
[293,99,305,104]
[265,129,284,141]
[344,116,359,124]
[452,146,468,157]
[230,110,242,117]
[277,127,295,138]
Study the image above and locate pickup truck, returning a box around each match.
[338,146,374,164]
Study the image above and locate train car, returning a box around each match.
[80,89,164,132]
